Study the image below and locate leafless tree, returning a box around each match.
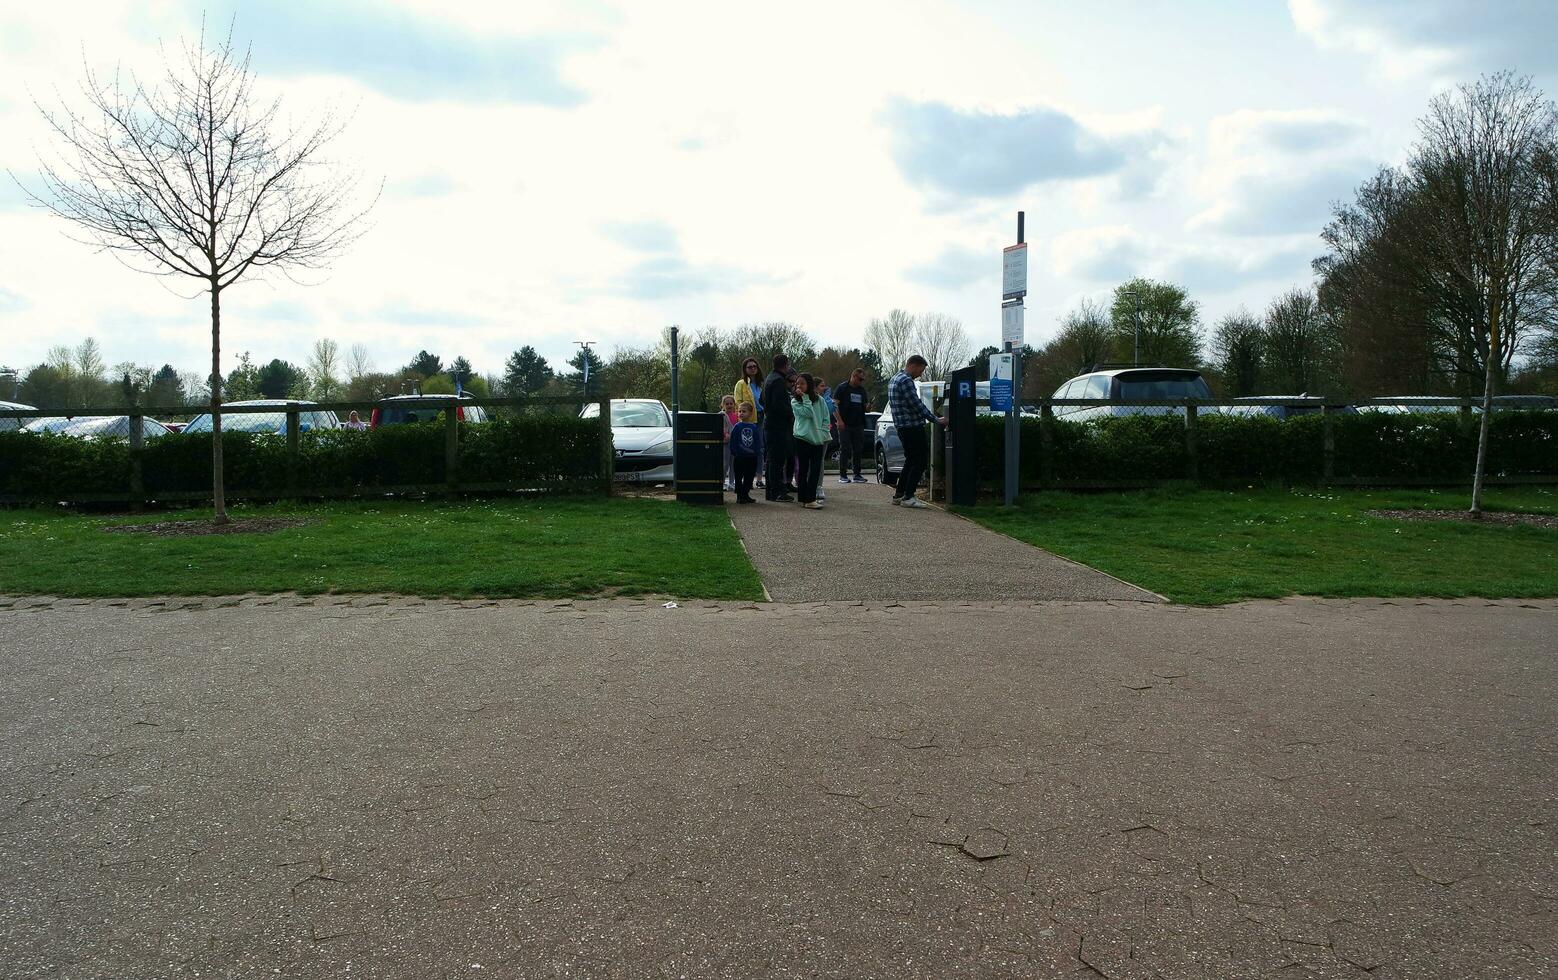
[24,31,373,521]
[306,338,341,401]
[865,308,918,371]
[914,312,972,379]
[1262,288,1337,393]
[1412,73,1558,515]
[1212,309,1264,397]
[346,341,374,381]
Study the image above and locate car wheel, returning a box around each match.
[876,444,897,486]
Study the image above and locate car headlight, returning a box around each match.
[645,440,673,456]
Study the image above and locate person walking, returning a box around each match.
[833,367,870,483]
[762,354,795,501]
[814,379,834,503]
[728,402,763,504]
[791,372,830,509]
[887,355,944,510]
[734,357,766,489]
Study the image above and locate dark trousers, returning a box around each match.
[896,425,929,500]
[839,426,867,478]
[796,441,824,503]
[764,428,792,498]
[733,456,758,501]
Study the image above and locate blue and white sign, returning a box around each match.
[989,352,1014,413]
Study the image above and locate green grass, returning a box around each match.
[0,497,766,600]
[962,486,1558,605]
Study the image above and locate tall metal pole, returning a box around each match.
[575,340,596,397]
[669,326,680,484]
[1003,212,1023,508]
[1132,294,1141,367]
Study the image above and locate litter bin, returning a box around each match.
[675,411,724,504]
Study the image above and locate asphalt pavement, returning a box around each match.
[725,476,1157,603]
[2,594,1554,978]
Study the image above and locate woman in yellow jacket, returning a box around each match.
[734,357,765,487]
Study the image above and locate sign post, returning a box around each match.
[1000,214,1026,507]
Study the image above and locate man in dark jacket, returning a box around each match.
[762,354,795,500]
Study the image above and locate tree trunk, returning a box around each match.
[1469,301,1500,518]
[210,281,228,524]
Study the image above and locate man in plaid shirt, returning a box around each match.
[886,354,944,508]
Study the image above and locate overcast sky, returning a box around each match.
[2,0,1555,379]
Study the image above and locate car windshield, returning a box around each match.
[184,410,337,433]
[611,403,669,427]
[1115,373,1213,401]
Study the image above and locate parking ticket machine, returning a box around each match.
[945,365,978,507]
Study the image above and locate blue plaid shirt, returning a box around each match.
[887,370,935,428]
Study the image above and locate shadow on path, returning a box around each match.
[726,478,1158,602]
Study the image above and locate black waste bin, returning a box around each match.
[675,411,725,504]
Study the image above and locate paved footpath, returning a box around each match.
[2,595,1555,978]
[726,478,1157,602]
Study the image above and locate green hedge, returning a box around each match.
[972,411,1558,486]
[0,416,604,500]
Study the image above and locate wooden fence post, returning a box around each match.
[128,413,144,513]
[597,396,613,495]
[1039,402,1054,487]
[1322,404,1336,484]
[1184,402,1200,483]
[285,404,301,497]
[444,407,459,496]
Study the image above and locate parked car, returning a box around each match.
[22,415,175,439]
[580,399,674,483]
[873,380,1034,485]
[1217,396,1357,421]
[0,400,36,433]
[183,399,341,434]
[1359,394,1556,415]
[370,394,490,428]
[1051,368,1213,422]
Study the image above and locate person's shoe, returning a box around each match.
[853,475,869,483]
[775,494,794,502]
[837,475,850,485]
[901,497,927,509]
[804,501,823,510]
[784,485,799,496]
[890,496,903,506]
[737,496,753,504]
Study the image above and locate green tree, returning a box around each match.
[1212,310,1265,396]
[1262,288,1338,393]
[147,364,184,406]
[225,352,262,401]
[566,346,607,397]
[256,359,306,398]
[405,350,443,378]
[502,346,554,395]
[1110,278,1202,368]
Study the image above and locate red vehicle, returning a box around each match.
[369,394,490,428]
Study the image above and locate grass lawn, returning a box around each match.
[962,486,1558,605]
[0,496,766,600]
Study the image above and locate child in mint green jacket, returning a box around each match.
[791,373,831,508]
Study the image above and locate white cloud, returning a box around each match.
[1289,0,1558,82]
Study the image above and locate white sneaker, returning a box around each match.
[838,476,850,485]
[804,501,824,510]
[901,498,927,509]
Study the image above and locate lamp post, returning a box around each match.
[1123,288,1144,366]
[575,340,596,397]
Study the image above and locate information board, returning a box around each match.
[989,352,1014,414]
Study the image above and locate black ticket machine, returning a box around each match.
[944,365,979,507]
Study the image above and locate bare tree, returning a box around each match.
[306,338,342,401]
[913,312,972,379]
[26,32,373,521]
[865,309,917,371]
[346,341,374,382]
[1412,73,1558,515]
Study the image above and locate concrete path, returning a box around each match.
[2,595,1555,978]
[726,477,1157,602]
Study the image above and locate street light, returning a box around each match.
[575,341,596,396]
[1122,287,1144,366]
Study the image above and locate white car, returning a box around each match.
[580,399,674,483]
[183,399,342,434]
[22,415,175,439]
[0,400,36,433]
[1051,368,1213,422]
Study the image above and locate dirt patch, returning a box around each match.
[1368,509,1558,530]
[102,517,316,537]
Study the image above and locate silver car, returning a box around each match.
[184,399,342,435]
[580,399,674,483]
[22,415,175,439]
[1052,368,1213,422]
[0,400,36,433]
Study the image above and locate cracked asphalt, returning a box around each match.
[1,595,1555,978]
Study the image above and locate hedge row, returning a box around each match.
[971,411,1558,485]
[0,416,605,499]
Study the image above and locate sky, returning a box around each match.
[1,0,1556,381]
